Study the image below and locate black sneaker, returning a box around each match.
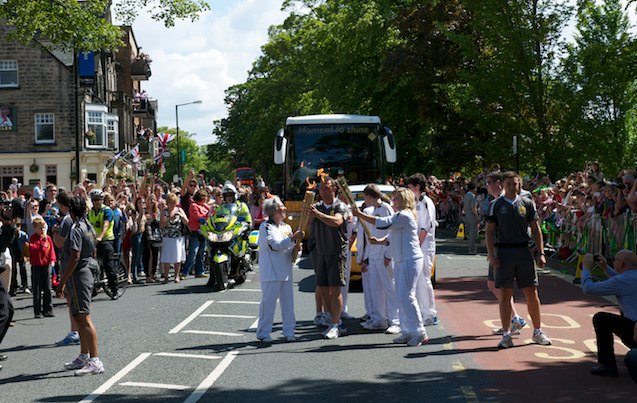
[43,311,55,318]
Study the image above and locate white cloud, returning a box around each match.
[123,0,288,145]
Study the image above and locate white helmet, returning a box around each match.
[222,182,237,202]
[89,189,104,200]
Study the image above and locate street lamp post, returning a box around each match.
[175,100,202,183]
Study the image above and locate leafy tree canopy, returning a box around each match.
[0,0,210,51]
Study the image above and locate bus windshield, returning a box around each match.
[288,123,383,197]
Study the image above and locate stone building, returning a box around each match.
[0,20,157,191]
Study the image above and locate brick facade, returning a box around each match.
[0,22,156,191]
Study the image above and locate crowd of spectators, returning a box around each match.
[0,170,273,296]
[401,162,637,263]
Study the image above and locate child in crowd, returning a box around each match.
[28,217,56,318]
[9,222,30,296]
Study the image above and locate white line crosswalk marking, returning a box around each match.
[200,314,257,319]
[119,381,190,390]
[184,352,240,403]
[153,352,222,360]
[183,330,244,337]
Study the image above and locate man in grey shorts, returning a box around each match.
[486,171,552,349]
[309,178,348,339]
[56,197,104,376]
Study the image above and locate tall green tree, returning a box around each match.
[156,127,208,182]
[204,140,234,185]
[452,0,573,177]
[0,0,210,51]
[560,0,637,175]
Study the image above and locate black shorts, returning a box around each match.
[315,253,346,287]
[494,247,538,289]
[66,266,94,316]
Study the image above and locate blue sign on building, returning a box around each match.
[78,51,95,86]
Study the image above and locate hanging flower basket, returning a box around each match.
[29,160,39,173]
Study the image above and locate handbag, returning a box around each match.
[147,220,163,244]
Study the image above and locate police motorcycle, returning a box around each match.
[202,183,254,291]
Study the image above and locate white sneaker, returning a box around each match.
[284,336,297,342]
[393,334,410,344]
[492,327,520,336]
[64,355,88,370]
[324,324,340,339]
[510,317,528,334]
[498,334,514,349]
[257,336,273,343]
[385,325,401,334]
[532,330,552,346]
[407,334,429,347]
[74,359,104,376]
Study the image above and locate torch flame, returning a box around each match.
[305,168,330,190]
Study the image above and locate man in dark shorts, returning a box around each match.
[485,172,526,335]
[53,190,81,346]
[485,171,551,349]
[309,178,348,339]
[56,196,104,376]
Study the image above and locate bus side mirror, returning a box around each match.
[274,128,287,165]
[382,127,397,163]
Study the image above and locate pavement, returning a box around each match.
[0,232,634,402]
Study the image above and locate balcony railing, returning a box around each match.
[132,98,156,118]
[110,91,130,109]
[131,58,151,80]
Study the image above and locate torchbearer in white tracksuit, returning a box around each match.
[358,185,400,334]
[406,174,438,325]
[354,188,428,347]
[256,196,304,343]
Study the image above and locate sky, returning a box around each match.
[120,0,636,147]
[120,1,289,146]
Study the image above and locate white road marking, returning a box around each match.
[119,381,190,391]
[182,330,244,337]
[231,288,261,292]
[200,314,257,319]
[247,318,259,331]
[440,255,483,260]
[216,300,260,305]
[79,353,152,403]
[169,300,215,334]
[154,352,222,360]
[184,351,240,403]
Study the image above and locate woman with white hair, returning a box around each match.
[256,196,303,342]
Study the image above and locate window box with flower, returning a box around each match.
[131,52,152,80]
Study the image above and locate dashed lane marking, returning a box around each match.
[80,353,152,403]
[169,301,215,334]
[153,352,222,360]
[200,314,257,319]
[182,330,244,337]
[184,351,240,403]
[119,381,190,391]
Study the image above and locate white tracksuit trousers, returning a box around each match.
[257,280,295,339]
[416,251,437,321]
[368,257,399,326]
[395,257,427,337]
